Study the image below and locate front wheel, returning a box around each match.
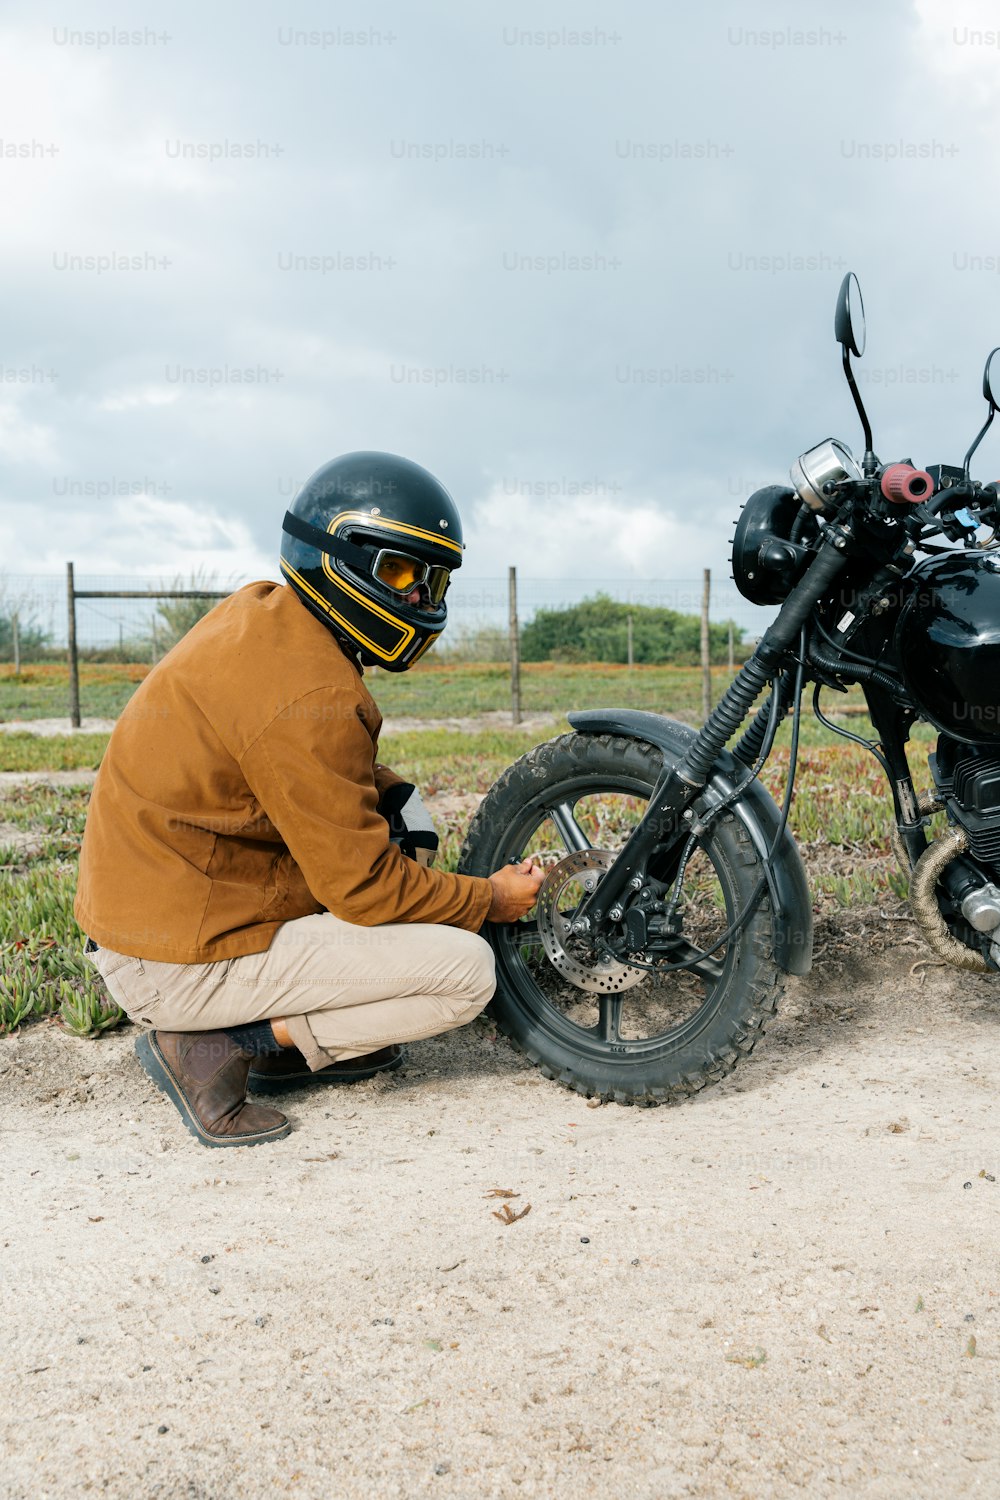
[458,732,785,1104]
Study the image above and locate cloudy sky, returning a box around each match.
[3,0,1000,632]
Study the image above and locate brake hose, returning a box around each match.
[812,612,886,672]
[808,639,902,696]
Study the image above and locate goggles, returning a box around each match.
[371,548,452,605]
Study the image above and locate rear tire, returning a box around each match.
[458,732,784,1104]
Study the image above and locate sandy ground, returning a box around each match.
[0,718,121,737]
[2,945,998,1500]
[0,770,101,789]
[0,710,563,740]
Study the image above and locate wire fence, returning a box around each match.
[0,568,764,660]
[0,565,768,726]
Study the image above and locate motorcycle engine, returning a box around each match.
[896,552,1000,746]
[932,738,1000,871]
[931,736,1000,961]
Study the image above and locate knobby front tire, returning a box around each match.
[458,733,784,1105]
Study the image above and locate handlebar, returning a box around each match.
[822,464,1000,538]
[881,463,934,504]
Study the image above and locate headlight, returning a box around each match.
[789,438,862,511]
[731,485,811,606]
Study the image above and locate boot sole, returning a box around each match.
[249,1047,406,1094]
[135,1032,291,1148]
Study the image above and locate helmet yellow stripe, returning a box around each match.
[407,632,440,665]
[325,510,463,556]
[284,508,455,666]
[280,561,416,663]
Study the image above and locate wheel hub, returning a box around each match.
[536,849,647,993]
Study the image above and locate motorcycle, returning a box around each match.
[458,273,1000,1103]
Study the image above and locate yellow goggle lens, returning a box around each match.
[374,553,423,592]
[372,550,451,605]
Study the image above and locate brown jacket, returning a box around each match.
[74,581,493,961]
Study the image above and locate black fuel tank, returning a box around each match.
[896,551,1000,745]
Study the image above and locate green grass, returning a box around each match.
[378,727,545,791]
[0,705,937,775]
[0,663,149,722]
[0,784,123,1037]
[2,659,736,722]
[371,660,730,719]
[0,659,885,726]
[0,732,109,772]
[0,658,941,754]
[0,665,946,1038]
[0,729,931,1040]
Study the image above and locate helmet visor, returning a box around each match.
[371,548,452,605]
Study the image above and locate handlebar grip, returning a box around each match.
[881,463,934,504]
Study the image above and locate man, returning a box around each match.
[75,452,544,1148]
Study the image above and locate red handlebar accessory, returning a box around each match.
[880,463,935,504]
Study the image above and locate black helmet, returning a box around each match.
[280,451,464,671]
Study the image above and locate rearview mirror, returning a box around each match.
[983,347,1000,409]
[834,272,866,358]
[963,346,1000,477]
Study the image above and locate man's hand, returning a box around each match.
[487,858,545,923]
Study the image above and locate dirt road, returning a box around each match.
[0,710,563,740]
[2,946,998,1500]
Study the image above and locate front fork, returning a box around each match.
[861,682,928,868]
[571,530,853,932]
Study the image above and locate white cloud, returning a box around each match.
[3,494,277,583]
[913,0,1000,86]
[98,385,182,413]
[3,0,1000,637]
[0,401,61,467]
[466,484,713,579]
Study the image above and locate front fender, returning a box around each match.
[567,708,813,976]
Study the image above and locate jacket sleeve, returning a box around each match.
[239,686,493,931]
[373,761,408,799]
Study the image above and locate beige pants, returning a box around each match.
[86,912,496,1071]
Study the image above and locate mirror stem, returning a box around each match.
[963,406,995,480]
[842,347,875,473]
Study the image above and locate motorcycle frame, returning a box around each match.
[568,531,852,934]
[857,679,928,870]
[548,276,1000,983]
[563,529,944,973]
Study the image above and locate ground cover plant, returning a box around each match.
[0,663,149,721]
[0,665,942,1039]
[0,782,123,1037]
[0,660,887,724]
[0,731,109,773]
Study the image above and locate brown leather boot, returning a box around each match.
[135,1030,291,1147]
[248,1043,405,1094]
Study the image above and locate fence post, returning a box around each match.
[728,620,734,673]
[12,612,19,676]
[508,565,521,726]
[701,568,711,722]
[627,612,634,670]
[67,562,81,728]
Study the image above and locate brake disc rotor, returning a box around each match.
[536,848,647,994]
